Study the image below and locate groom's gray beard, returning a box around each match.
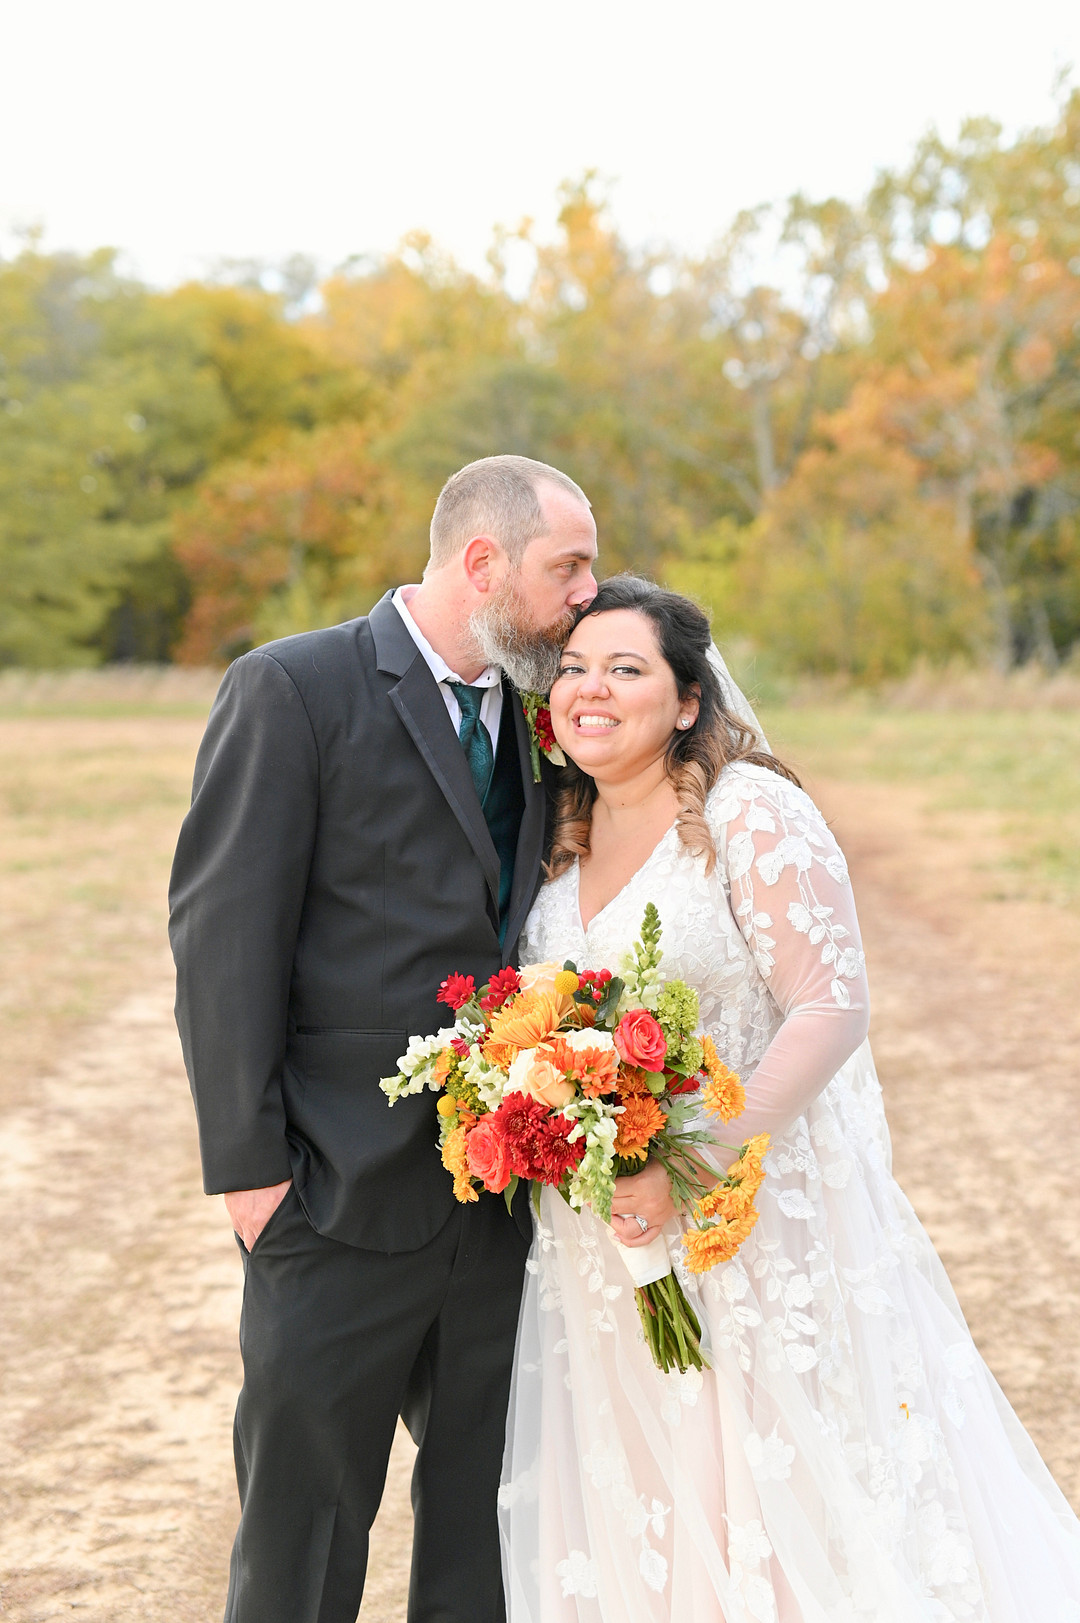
[467,588,575,693]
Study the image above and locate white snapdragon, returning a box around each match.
[562,1098,621,1220]
[618,954,665,1013]
[379,1027,457,1104]
[400,1027,458,1076]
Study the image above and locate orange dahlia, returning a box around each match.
[613,1092,666,1159]
[697,1178,753,1222]
[547,1036,619,1097]
[726,1133,770,1197]
[616,1066,655,1097]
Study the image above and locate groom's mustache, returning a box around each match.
[469,591,578,692]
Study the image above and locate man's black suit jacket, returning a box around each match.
[169,594,550,1252]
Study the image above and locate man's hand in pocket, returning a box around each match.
[224,1180,293,1252]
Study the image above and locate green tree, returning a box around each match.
[0,247,363,665]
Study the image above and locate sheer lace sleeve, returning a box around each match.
[708,766,870,1146]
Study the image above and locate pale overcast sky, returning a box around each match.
[3,0,1078,284]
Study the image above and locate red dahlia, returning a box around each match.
[491,1091,584,1185]
[437,972,475,1011]
[480,966,521,1013]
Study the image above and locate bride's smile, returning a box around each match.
[549,607,699,786]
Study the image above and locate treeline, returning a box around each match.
[2,93,1078,677]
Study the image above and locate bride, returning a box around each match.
[499,575,1080,1621]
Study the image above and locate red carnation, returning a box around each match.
[531,1114,585,1183]
[492,1091,549,1177]
[489,1091,583,1185]
[437,972,475,1011]
[666,1069,701,1095]
[534,707,557,751]
[480,966,521,1013]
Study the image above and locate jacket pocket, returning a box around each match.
[293,1026,404,1037]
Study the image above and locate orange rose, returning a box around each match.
[508,1047,576,1110]
[518,960,564,997]
[613,1009,667,1071]
[465,1117,512,1193]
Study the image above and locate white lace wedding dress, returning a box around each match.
[499,762,1080,1622]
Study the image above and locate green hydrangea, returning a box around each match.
[655,982,702,1072]
[673,1033,704,1074]
[656,981,699,1041]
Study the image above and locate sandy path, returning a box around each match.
[0,963,415,1622]
[1,775,1078,1619]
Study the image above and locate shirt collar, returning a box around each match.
[392,586,501,689]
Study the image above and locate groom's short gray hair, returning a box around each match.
[427,455,591,570]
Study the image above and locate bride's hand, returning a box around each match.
[610,1160,676,1247]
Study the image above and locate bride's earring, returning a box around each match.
[678,717,692,729]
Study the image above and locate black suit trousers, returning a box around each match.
[224,1188,530,1623]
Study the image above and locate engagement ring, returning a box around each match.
[634,1214,649,1233]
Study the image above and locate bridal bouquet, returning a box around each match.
[380,904,769,1373]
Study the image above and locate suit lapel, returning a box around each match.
[371,595,501,914]
[502,683,549,956]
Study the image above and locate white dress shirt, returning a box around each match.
[391,586,503,747]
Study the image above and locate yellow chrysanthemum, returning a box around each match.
[487,990,565,1052]
[726,1132,770,1198]
[697,1179,753,1222]
[440,1124,479,1203]
[683,1207,760,1274]
[700,1037,746,1123]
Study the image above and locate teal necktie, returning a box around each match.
[448,682,495,804]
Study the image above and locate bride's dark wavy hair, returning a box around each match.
[547,575,799,878]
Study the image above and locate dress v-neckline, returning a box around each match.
[574,819,681,936]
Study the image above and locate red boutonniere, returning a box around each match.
[519,690,567,782]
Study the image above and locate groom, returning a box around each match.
[169,455,598,1622]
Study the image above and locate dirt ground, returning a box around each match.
[2,754,1079,1619]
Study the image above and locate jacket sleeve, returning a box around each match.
[169,651,319,1193]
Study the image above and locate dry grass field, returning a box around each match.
[1,670,1078,1620]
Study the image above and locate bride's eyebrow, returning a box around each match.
[558,647,654,662]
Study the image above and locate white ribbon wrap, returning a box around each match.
[606,1228,672,1288]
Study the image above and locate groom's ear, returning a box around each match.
[462,535,509,594]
